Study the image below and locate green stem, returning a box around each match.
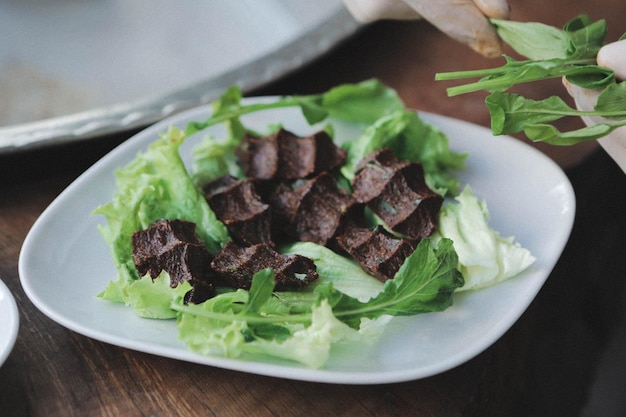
[446,73,561,96]
[184,96,315,135]
[171,303,315,325]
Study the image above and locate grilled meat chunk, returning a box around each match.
[210,242,318,290]
[268,172,363,246]
[131,219,215,302]
[204,175,271,246]
[236,128,346,180]
[352,149,443,239]
[336,226,418,282]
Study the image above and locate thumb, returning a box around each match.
[597,39,626,81]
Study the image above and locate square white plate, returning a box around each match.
[19,102,574,384]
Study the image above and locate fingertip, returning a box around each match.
[597,39,626,81]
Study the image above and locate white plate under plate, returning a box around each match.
[0,278,19,367]
[19,101,575,384]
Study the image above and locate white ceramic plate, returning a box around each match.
[0,278,19,367]
[19,102,575,384]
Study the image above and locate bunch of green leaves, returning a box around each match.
[435,15,626,144]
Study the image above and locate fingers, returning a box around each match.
[472,0,510,19]
[597,39,626,81]
[403,0,503,57]
[563,77,626,173]
[342,0,421,23]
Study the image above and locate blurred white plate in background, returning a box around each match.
[0,0,360,151]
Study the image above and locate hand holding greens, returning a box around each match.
[435,15,626,144]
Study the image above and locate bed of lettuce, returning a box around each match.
[93,80,535,368]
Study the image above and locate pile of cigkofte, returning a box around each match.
[131,128,444,304]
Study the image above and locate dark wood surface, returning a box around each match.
[2,2,626,416]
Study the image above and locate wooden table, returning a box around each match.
[2,2,626,416]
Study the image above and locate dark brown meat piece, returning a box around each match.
[268,172,363,246]
[204,175,271,246]
[132,219,204,279]
[352,149,443,240]
[236,128,347,180]
[336,226,418,282]
[210,242,318,291]
[183,281,215,305]
[131,219,215,302]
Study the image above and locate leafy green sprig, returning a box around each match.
[435,15,626,144]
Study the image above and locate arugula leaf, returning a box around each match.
[313,79,405,124]
[315,238,463,329]
[596,81,626,118]
[523,121,626,145]
[485,90,626,144]
[184,79,405,137]
[489,18,570,60]
[485,92,575,135]
[563,15,607,59]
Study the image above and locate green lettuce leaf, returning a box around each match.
[280,241,384,302]
[126,273,192,319]
[190,134,242,188]
[174,269,373,368]
[433,187,536,290]
[341,109,466,195]
[93,126,230,304]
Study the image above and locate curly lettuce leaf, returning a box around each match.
[126,273,192,319]
[93,126,230,304]
[190,134,242,188]
[433,186,536,290]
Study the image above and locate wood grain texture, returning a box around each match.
[2,1,626,416]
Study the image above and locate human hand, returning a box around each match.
[342,0,510,57]
[564,39,626,173]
